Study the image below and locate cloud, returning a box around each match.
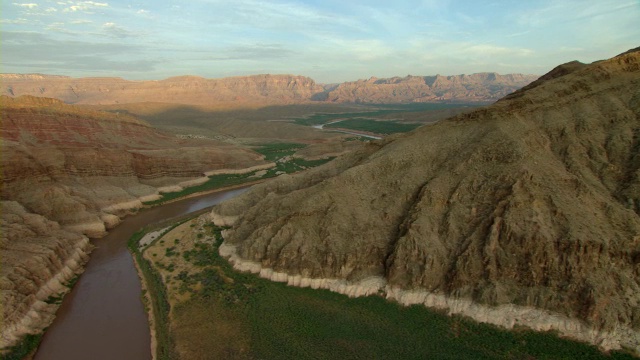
[63,1,109,13]
[13,3,38,9]
[0,18,30,24]
[102,22,137,38]
[461,44,533,57]
[506,30,531,38]
[327,39,393,61]
[203,43,294,61]
[515,0,638,27]
[1,31,158,73]
[197,0,364,37]
[46,22,65,29]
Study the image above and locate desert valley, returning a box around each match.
[1,41,639,360]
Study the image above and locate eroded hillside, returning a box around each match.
[0,96,268,350]
[211,49,640,352]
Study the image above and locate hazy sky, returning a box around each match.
[1,0,638,83]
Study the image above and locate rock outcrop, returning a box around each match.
[0,95,268,350]
[1,72,537,106]
[211,49,640,352]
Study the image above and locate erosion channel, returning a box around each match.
[33,187,251,360]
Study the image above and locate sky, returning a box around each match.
[1,0,639,83]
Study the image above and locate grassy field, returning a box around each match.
[145,222,637,360]
[325,118,422,135]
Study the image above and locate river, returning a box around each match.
[34,187,251,360]
[311,120,382,139]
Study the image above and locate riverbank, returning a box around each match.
[0,167,264,360]
[142,179,268,208]
[139,222,637,359]
[22,144,339,359]
[217,243,640,355]
[27,185,253,360]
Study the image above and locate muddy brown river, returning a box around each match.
[34,187,250,360]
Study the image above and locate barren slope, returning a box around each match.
[211,49,640,352]
[0,96,267,350]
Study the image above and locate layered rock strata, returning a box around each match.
[211,49,640,353]
[0,96,268,351]
[322,73,538,103]
[1,72,537,106]
[1,74,324,107]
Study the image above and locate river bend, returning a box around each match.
[34,187,250,360]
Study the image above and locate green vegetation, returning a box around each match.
[163,224,636,360]
[0,334,43,360]
[127,223,187,360]
[44,273,81,305]
[142,172,258,206]
[252,142,306,161]
[325,118,422,134]
[143,142,334,206]
[292,103,475,126]
[344,136,372,142]
[253,141,334,175]
[164,246,178,257]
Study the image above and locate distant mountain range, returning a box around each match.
[0,72,539,107]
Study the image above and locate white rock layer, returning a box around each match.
[218,242,640,354]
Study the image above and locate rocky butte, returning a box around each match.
[0,95,269,350]
[210,48,640,353]
[0,72,538,107]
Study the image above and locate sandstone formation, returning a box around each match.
[1,74,324,107]
[0,95,268,350]
[1,72,536,107]
[211,49,640,352]
[321,73,538,103]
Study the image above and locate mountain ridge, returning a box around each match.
[209,49,640,352]
[1,72,538,107]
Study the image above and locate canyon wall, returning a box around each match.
[0,74,324,107]
[1,72,537,106]
[210,49,640,352]
[324,73,539,103]
[0,95,268,350]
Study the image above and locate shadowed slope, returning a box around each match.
[0,96,267,352]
